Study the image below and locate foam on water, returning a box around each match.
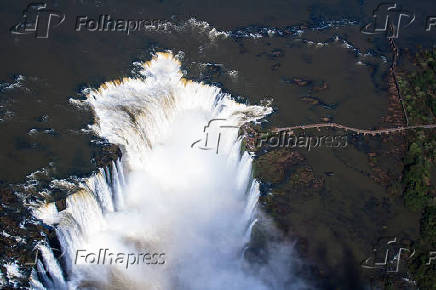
[33,52,307,289]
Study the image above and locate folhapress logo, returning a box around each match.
[10,3,65,38]
[191,119,239,155]
[361,3,415,38]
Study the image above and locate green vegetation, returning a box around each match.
[399,49,436,125]
[398,48,436,289]
[408,205,436,290]
[402,131,434,211]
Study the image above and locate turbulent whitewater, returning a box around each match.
[32,52,305,289]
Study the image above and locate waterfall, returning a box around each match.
[32,52,305,289]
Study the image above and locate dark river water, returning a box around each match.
[0,0,435,289]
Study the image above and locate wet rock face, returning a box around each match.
[270,48,284,58]
[55,199,67,212]
[0,186,50,287]
[0,139,122,288]
[292,78,311,87]
[91,142,122,168]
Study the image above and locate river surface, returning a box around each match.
[0,0,434,289]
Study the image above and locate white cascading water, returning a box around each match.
[31,52,304,289]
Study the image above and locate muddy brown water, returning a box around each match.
[0,0,434,288]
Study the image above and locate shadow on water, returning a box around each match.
[0,0,433,288]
